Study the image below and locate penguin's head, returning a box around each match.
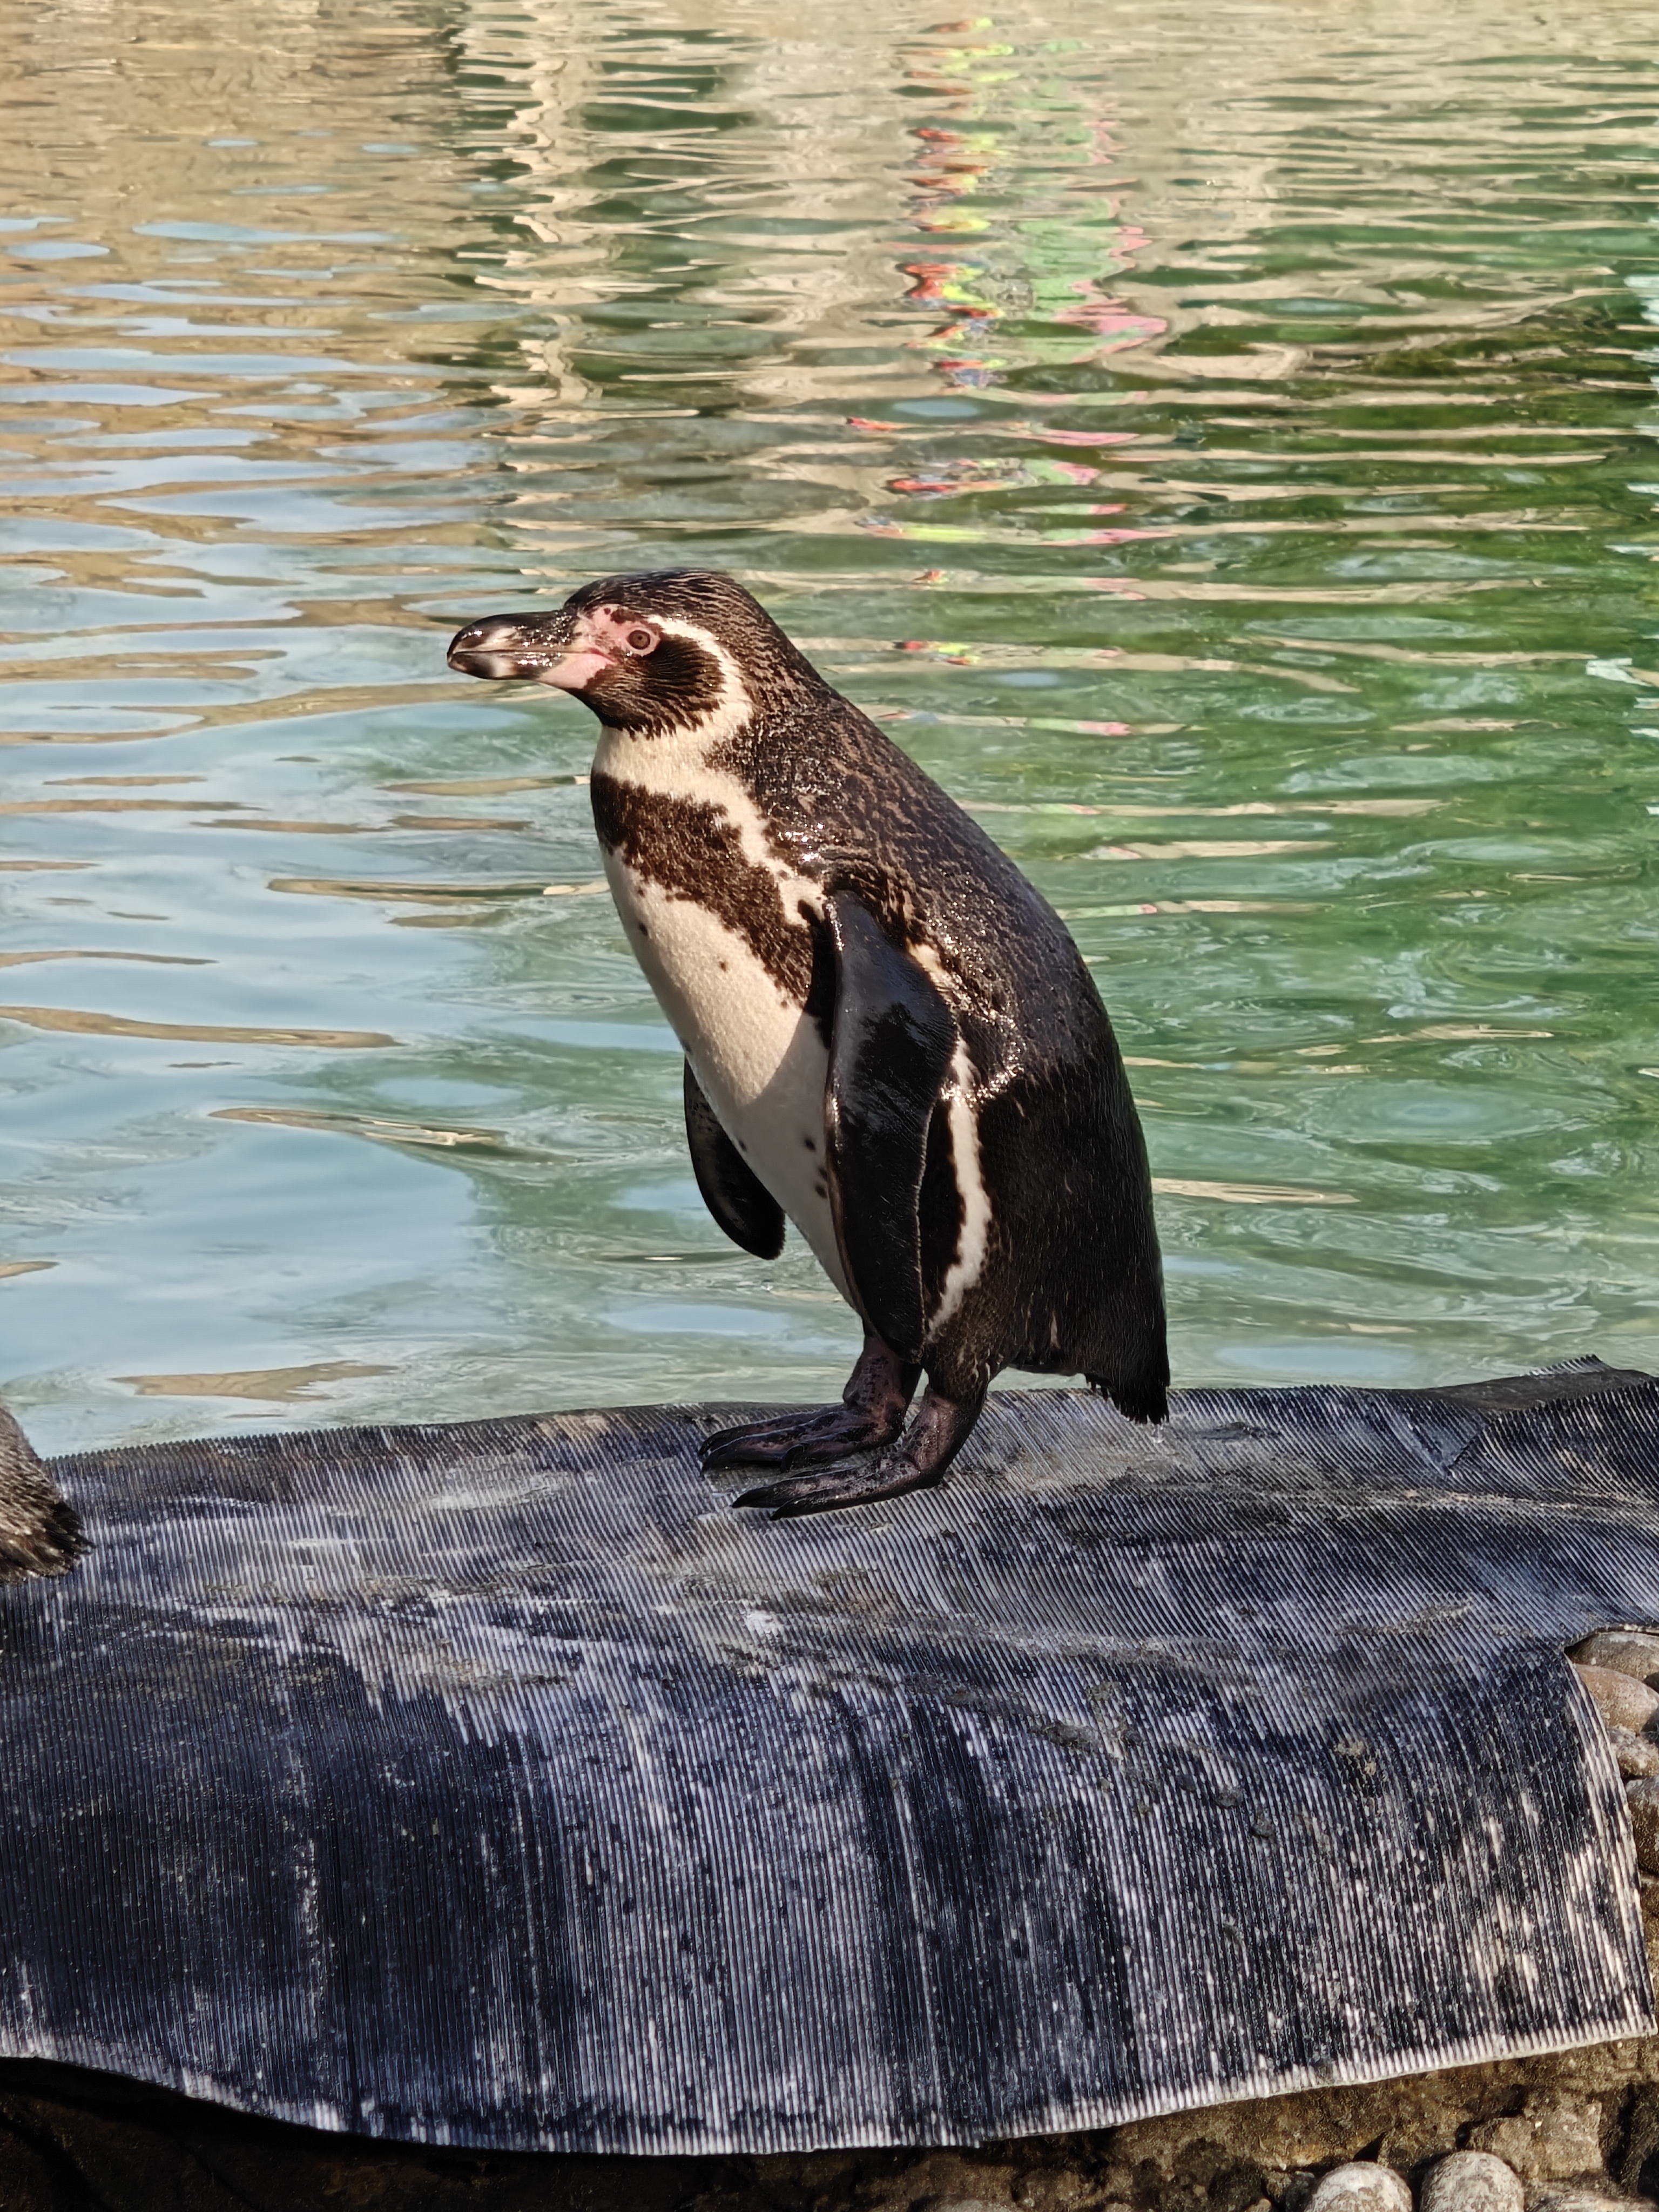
[447,569,823,736]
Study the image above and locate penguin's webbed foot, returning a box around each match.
[699,1330,921,1472]
[732,1383,986,1521]
[700,1402,901,1472]
[734,1453,937,1518]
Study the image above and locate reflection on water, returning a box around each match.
[2,0,1658,1448]
[114,1359,396,1402]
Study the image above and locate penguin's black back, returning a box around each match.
[707,682,1168,1418]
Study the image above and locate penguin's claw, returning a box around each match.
[733,1453,941,1520]
[699,1405,900,1471]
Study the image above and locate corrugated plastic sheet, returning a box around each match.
[3,1359,1658,2153]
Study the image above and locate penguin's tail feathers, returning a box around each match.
[1088,1372,1169,1426]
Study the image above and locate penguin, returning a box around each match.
[448,570,1167,1515]
[1,1405,83,1581]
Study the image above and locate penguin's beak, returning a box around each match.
[447,612,612,690]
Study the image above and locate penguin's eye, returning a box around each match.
[624,625,658,656]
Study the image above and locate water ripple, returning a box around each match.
[4,0,1658,1444]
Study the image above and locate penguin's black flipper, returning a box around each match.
[683,1060,785,1259]
[824,891,957,1363]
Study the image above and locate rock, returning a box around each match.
[1203,2164,1274,2212]
[1304,2166,1412,2211]
[1573,1664,1659,1737]
[1419,2150,1524,2210]
[1629,1781,1659,1876]
[1467,2098,1604,2183]
[1573,1633,1659,1687]
[1615,2081,1659,2201]
[1526,2193,1658,2211]
[857,2159,1015,2210]
[1609,1729,1659,1780]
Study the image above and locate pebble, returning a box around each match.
[1304,2166,1412,2212]
[1573,1630,1659,1685]
[1627,1777,1659,1875]
[1572,1662,1659,1737]
[1467,2097,1605,2183]
[1609,1727,1659,1780]
[1418,2149,1523,2211]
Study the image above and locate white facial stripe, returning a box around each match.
[927,1041,992,1337]
[594,615,819,907]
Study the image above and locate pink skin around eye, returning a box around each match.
[535,605,656,691]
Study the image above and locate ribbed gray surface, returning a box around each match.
[3,1360,1657,2153]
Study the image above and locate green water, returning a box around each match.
[3,0,1658,1452]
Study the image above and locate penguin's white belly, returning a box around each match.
[602,849,851,1302]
